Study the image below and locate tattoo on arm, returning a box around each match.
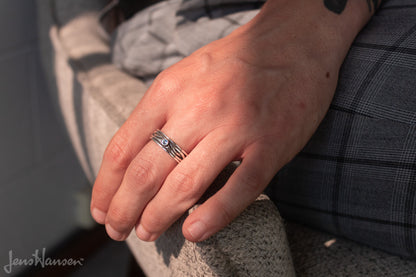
[324,0,383,14]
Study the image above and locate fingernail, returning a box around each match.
[106,224,125,241]
[187,221,206,242]
[136,224,153,241]
[91,208,106,224]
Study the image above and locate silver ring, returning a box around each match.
[150,130,188,163]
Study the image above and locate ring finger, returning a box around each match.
[136,128,243,241]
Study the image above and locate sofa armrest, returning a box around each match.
[37,1,296,276]
[128,164,295,276]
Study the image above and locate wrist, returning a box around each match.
[232,0,374,71]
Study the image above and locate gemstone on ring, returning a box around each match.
[161,138,169,146]
[150,130,188,163]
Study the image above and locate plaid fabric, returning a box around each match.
[268,0,416,259]
[112,0,416,259]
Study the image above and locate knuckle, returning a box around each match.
[140,210,164,234]
[91,185,108,206]
[214,198,234,225]
[107,206,135,232]
[220,207,234,226]
[104,136,131,170]
[240,173,263,194]
[126,158,156,190]
[153,70,182,96]
[169,170,197,195]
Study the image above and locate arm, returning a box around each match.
[91,0,381,242]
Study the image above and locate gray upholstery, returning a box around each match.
[36,0,416,276]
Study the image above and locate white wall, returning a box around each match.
[0,0,90,275]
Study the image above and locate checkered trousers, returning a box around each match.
[112,0,416,259]
[268,1,416,260]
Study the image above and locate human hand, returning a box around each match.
[90,0,374,242]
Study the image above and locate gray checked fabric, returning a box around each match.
[112,0,416,259]
[269,0,416,260]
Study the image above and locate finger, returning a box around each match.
[104,125,200,241]
[90,97,166,224]
[104,141,175,241]
[136,130,242,241]
[182,144,280,242]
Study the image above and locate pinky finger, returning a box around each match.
[182,144,281,242]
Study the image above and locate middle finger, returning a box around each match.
[104,126,199,240]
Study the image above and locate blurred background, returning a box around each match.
[0,1,132,276]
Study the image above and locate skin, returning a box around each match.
[90,0,380,242]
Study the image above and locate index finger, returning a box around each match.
[90,97,166,224]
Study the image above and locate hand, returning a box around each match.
[90,0,373,242]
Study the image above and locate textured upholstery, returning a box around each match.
[36,0,416,276]
[37,1,295,276]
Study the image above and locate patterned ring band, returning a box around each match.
[150,129,188,163]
